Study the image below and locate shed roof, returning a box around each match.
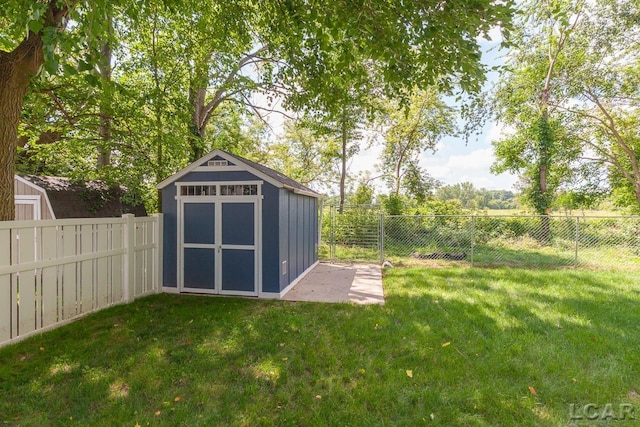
[17,175,146,218]
[156,149,321,198]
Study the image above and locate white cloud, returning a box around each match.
[433,141,446,152]
[447,148,494,170]
[486,122,514,143]
[477,25,505,44]
[420,148,517,190]
[349,144,519,192]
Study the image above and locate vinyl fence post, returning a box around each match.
[122,214,135,302]
[153,213,163,294]
[574,216,579,267]
[470,215,475,266]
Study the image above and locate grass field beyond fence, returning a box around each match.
[1,267,640,426]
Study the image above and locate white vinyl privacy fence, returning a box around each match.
[0,214,163,348]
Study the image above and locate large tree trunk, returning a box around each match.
[0,1,68,221]
[536,109,552,244]
[0,81,23,221]
[187,47,268,162]
[188,57,217,162]
[535,62,554,243]
[188,86,207,162]
[0,39,45,221]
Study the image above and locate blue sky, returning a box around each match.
[349,29,518,192]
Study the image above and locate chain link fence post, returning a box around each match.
[380,210,385,264]
[471,215,475,266]
[329,205,335,262]
[574,216,579,267]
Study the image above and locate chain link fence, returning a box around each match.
[321,206,640,271]
[320,205,382,262]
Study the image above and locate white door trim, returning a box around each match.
[218,199,259,297]
[178,198,218,294]
[14,195,42,220]
[177,181,262,296]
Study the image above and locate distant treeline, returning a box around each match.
[434,182,519,210]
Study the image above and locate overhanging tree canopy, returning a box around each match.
[0,0,513,220]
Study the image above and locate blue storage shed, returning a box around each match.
[156,149,321,298]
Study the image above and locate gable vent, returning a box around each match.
[208,160,228,167]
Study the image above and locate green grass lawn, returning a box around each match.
[2,267,640,426]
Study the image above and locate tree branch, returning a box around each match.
[199,46,270,130]
[585,88,640,186]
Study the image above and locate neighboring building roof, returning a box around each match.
[17,175,147,219]
[156,149,322,198]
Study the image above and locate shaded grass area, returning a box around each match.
[2,268,640,425]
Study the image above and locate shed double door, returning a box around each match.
[180,199,258,295]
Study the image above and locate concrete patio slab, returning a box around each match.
[283,263,385,305]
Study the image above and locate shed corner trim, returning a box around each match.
[14,175,57,220]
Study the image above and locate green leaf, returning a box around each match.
[62,63,78,75]
[28,19,44,33]
[78,60,93,72]
[44,57,58,75]
[84,74,102,88]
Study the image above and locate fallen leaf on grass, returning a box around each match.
[155,411,161,416]
[174,396,181,402]
[442,342,450,347]
[528,386,537,396]
[315,395,322,399]
[406,370,413,378]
